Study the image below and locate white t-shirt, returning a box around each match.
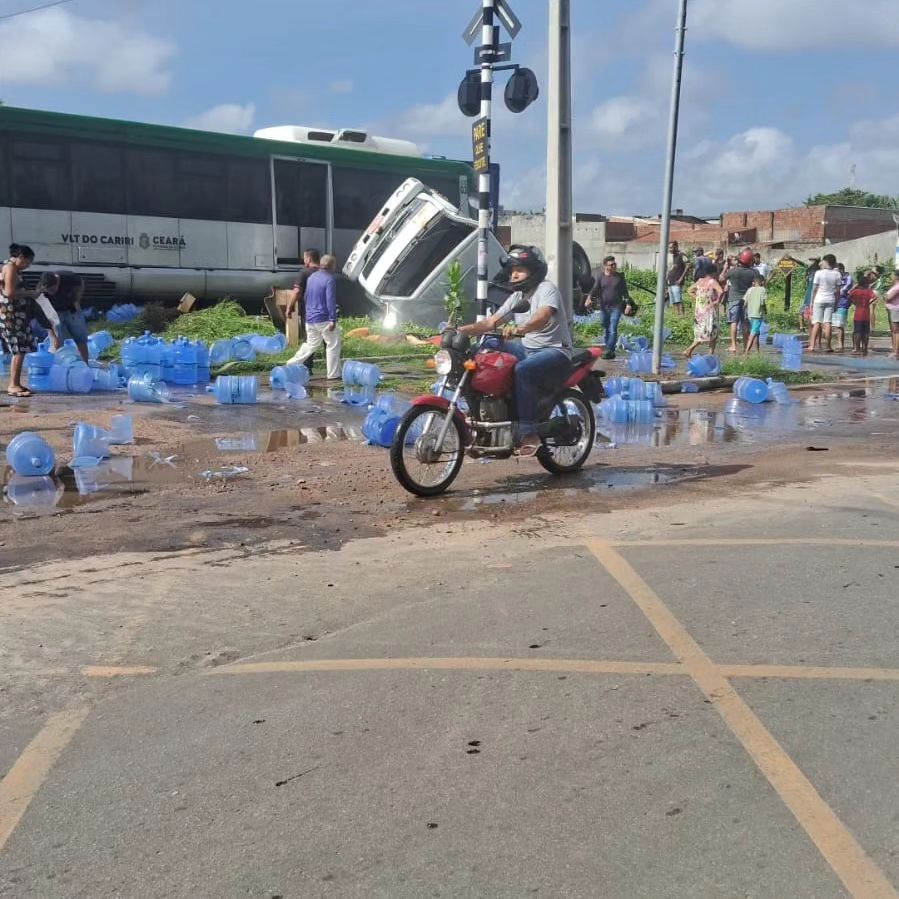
[812,269,842,305]
[755,262,771,280]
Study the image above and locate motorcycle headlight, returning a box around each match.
[434,349,453,375]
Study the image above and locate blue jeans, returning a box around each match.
[503,341,571,436]
[601,306,622,351]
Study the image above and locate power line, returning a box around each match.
[0,0,75,22]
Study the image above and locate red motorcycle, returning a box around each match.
[389,329,604,496]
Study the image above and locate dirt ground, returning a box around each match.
[3,375,898,574]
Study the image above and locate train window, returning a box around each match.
[71,143,126,214]
[10,137,71,210]
[332,167,403,230]
[227,158,271,224]
[127,149,178,218]
[176,154,227,221]
[274,160,326,228]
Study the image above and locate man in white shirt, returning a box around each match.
[753,253,771,284]
[810,253,842,351]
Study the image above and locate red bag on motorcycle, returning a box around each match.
[470,350,518,395]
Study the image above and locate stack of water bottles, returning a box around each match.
[25,340,101,394]
[598,377,666,424]
[120,332,211,386]
[362,394,411,448]
[105,303,141,323]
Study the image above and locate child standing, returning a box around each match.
[848,275,878,356]
[743,274,768,355]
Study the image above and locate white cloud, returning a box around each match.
[589,97,659,147]
[690,0,899,49]
[387,94,465,144]
[0,7,174,96]
[184,103,256,135]
[328,79,354,94]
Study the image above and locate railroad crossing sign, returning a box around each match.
[463,0,521,44]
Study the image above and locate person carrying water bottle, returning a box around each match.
[36,271,88,363]
[286,255,342,380]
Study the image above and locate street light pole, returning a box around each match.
[545,0,572,320]
[476,0,497,318]
[651,0,688,375]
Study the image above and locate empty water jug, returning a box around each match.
[108,414,134,444]
[73,423,111,460]
[230,336,256,362]
[626,351,653,374]
[127,374,170,403]
[91,366,121,391]
[599,396,655,424]
[172,337,197,385]
[208,375,258,404]
[24,347,54,392]
[250,333,287,355]
[194,341,211,384]
[67,362,94,393]
[781,339,803,372]
[341,385,376,406]
[6,431,55,476]
[758,322,771,345]
[87,330,114,360]
[5,474,61,508]
[766,379,792,405]
[209,339,232,367]
[285,381,307,399]
[270,364,310,391]
[603,376,630,397]
[342,359,381,387]
[687,354,721,378]
[362,407,402,447]
[733,376,769,404]
[54,339,82,367]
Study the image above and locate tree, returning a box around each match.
[804,187,899,209]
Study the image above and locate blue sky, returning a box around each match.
[2,0,899,216]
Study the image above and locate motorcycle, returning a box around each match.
[389,324,604,497]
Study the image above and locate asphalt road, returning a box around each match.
[1,452,898,897]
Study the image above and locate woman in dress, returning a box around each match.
[684,256,723,358]
[1,243,37,397]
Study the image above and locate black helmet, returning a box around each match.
[502,244,548,293]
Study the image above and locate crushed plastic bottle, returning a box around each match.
[199,465,250,481]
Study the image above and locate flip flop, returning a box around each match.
[7,388,32,398]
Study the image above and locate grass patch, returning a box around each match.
[721,355,825,385]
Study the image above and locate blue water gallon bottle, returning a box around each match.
[173,337,197,385]
[133,332,162,380]
[759,322,771,345]
[66,361,94,393]
[108,414,134,444]
[209,339,232,367]
[733,376,769,404]
[362,407,402,447]
[342,359,380,387]
[230,336,256,362]
[90,367,120,391]
[250,333,287,355]
[766,379,792,405]
[194,341,211,385]
[341,384,376,406]
[73,423,112,459]
[270,364,311,390]
[207,375,258,404]
[127,374,170,403]
[53,338,81,367]
[5,474,61,508]
[781,338,803,372]
[24,347,55,392]
[5,431,56,476]
[627,351,653,374]
[687,354,720,377]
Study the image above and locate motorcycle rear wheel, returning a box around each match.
[390,406,466,497]
[537,388,595,475]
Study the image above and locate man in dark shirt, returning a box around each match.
[285,248,321,370]
[724,250,757,353]
[666,241,687,317]
[586,255,632,360]
[37,270,88,362]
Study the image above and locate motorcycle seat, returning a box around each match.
[569,349,595,368]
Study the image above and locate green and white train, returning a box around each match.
[0,106,473,309]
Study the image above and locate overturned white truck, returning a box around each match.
[343,178,592,328]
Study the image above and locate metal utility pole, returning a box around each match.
[651,0,688,375]
[475,0,496,319]
[545,0,572,320]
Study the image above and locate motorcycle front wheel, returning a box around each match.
[538,388,595,475]
[390,406,466,497]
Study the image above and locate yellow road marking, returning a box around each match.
[81,666,158,678]
[588,540,898,899]
[209,657,684,677]
[720,664,899,682]
[0,707,89,852]
[609,538,899,548]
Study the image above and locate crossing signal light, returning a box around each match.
[504,67,539,113]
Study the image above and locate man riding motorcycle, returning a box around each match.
[459,245,573,453]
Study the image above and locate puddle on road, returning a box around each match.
[452,467,690,512]
[183,425,363,456]
[597,383,899,448]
